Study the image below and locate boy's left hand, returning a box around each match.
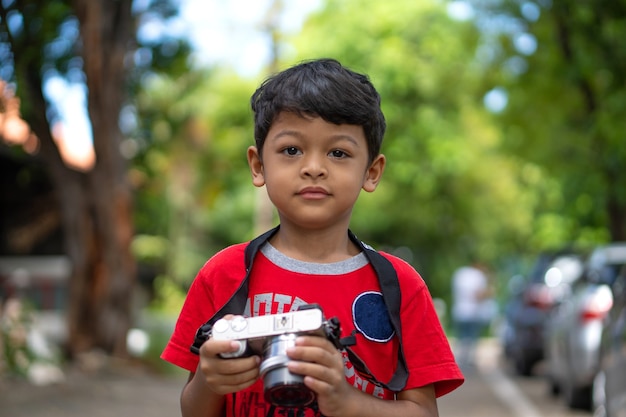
[286,335,354,416]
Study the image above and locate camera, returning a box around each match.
[210,304,342,408]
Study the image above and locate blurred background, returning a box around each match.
[0,0,624,415]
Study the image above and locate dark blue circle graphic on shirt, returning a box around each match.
[352,291,395,342]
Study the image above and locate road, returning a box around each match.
[0,339,593,417]
[438,338,592,417]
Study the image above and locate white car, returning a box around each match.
[544,243,626,410]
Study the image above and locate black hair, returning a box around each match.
[250,58,386,164]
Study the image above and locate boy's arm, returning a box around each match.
[181,338,261,417]
[336,385,438,417]
[181,372,226,417]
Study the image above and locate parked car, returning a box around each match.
[544,243,626,410]
[593,252,626,417]
[502,251,584,376]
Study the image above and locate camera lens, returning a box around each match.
[265,378,315,408]
[259,334,315,407]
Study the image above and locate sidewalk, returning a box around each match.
[438,338,513,417]
[0,339,502,417]
[0,363,187,417]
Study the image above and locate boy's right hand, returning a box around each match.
[197,337,261,395]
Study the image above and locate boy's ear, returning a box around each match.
[362,154,386,192]
[247,146,266,187]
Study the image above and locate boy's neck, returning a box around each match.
[268,224,361,263]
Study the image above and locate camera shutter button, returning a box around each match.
[212,319,230,334]
[231,316,248,332]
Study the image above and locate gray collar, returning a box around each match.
[260,243,368,275]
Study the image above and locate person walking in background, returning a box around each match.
[451,261,495,370]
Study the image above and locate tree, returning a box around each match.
[131,66,261,299]
[0,0,189,358]
[284,0,536,296]
[470,0,626,243]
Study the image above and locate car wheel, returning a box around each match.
[547,375,560,397]
[514,354,534,376]
[592,371,607,417]
[563,379,592,410]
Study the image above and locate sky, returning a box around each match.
[178,0,321,75]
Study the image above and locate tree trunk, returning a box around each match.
[65,0,136,357]
[15,0,137,358]
[607,176,626,242]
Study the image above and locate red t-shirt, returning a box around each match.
[161,241,463,417]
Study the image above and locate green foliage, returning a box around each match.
[149,275,187,313]
[132,0,622,314]
[1,299,35,377]
[471,0,626,242]
[131,68,260,306]
[130,0,524,307]
[0,298,63,379]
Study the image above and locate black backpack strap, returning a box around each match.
[190,226,280,354]
[347,230,409,392]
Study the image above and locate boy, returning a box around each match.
[161,58,464,417]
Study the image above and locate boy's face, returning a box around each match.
[247,111,385,230]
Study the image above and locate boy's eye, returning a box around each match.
[329,149,347,158]
[282,146,300,156]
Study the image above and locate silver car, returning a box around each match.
[501,252,583,376]
[594,258,626,417]
[544,243,626,410]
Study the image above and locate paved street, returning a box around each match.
[0,339,592,417]
[0,363,186,417]
[438,366,513,416]
[1,365,501,417]
[438,339,512,416]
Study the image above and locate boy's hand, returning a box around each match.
[197,337,260,395]
[286,335,355,416]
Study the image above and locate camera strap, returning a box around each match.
[190,225,409,392]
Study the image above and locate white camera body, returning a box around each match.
[211,307,326,358]
[210,305,340,408]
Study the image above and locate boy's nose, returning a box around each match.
[301,154,327,178]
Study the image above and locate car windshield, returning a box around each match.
[593,262,626,286]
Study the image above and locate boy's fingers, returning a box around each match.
[287,336,340,363]
[218,355,260,375]
[207,368,260,395]
[200,338,244,357]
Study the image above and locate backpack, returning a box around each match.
[190,226,409,392]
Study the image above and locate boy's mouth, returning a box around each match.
[297,187,330,199]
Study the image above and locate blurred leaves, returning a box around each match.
[4,0,622,314]
[131,0,624,307]
[470,0,626,243]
